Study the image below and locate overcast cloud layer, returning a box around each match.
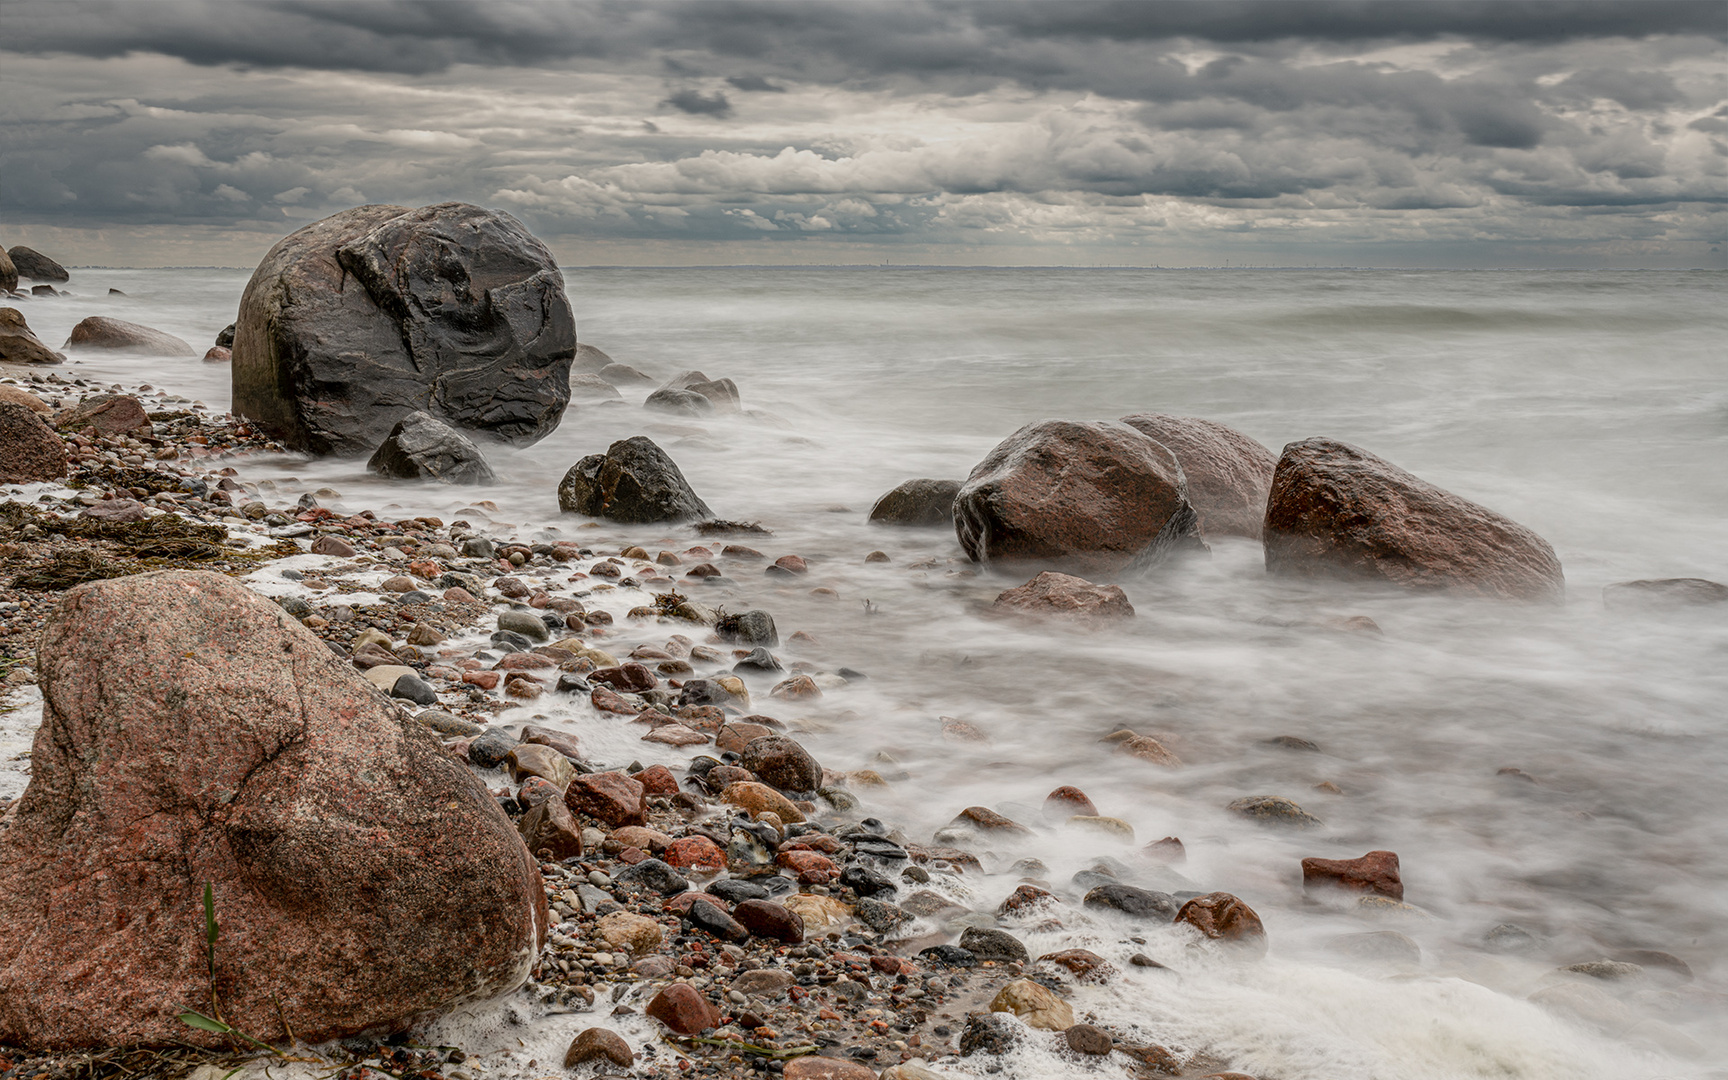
[1,1,1723,267]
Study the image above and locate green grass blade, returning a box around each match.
[178,1009,233,1034]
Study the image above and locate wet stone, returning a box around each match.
[467,727,517,769]
[707,878,769,904]
[959,1012,1022,1056]
[853,896,913,933]
[612,858,689,898]
[732,899,805,943]
[1083,883,1178,921]
[1065,1023,1113,1055]
[918,944,978,968]
[564,1027,633,1068]
[959,926,1028,962]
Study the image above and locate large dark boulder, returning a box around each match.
[6,246,69,283]
[0,571,547,1049]
[1119,414,1276,540]
[63,317,195,357]
[232,203,575,456]
[558,436,712,523]
[0,308,65,364]
[0,401,68,483]
[0,247,16,294]
[367,410,497,484]
[954,420,1204,576]
[869,478,961,527]
[1263,438,1564,601]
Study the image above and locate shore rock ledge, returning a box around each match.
[0,571,548,1049]
[1263,438,1564,601]
[954,419,1204,575]
[232,202,575,456]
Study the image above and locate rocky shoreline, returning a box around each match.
[0,368,1260,1080]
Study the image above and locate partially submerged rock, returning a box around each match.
[6,245,68,283]
[1175,892,1267,955]
[1120,413,1276,540]
[366,410,498,484]
[869,478,962,527]
[1603,578,1728,611]
[0,570,547,1049]
[992,570,1134,623]
[1302,850,1403,901]
[558,436,713,523]
[0,307,65,364]
[63,316,195,356]
[954,419,1204,575]
[1263,438,1564,601]
[233,202,575,455]
[0,247,15,293]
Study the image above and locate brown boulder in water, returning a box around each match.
[1175,892,1267,955]
[1263,438,1564,601]
[0,570,547,1050]
[6,245,69,283]
[0,307,66,364]
[1119,413,1277,540]
[955,419,1204,576]
[869,478,962,527]
[0,247,16,294]
[1301,850,1403,901]
[232,202,575,456]
[63,316,195,356]
[993,570,1135,623]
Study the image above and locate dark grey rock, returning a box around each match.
[958,927,1028,962]
[869,478,961,527]
[497,609,551,642]
[461,537,496,559]
[233,202,575,456]
[1083,884,1178,921]
[918,944,978,968]
[644,387,714,416]
[717,609,777,648]
[959,1012,1022,1056]
[556,672,592,694]
[613,858,689,898]
[389,672,438,705]
[7,246,69,283]
[684,898,748,942]
[489,631,530,652]
[215,323,236,348]
[366,411,497,485]
[839,864,897,898]
[468,727,518,769]
[557,436,712,524]
[740,734,822,793]
[732,648,783,674]
[853,897,913,933]
[707,879,769,904]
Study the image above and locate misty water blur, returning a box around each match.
[11,266,1726,1077]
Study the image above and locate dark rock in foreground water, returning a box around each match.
[558,435,713,523]
[1263,437,1564,601]
[869,478,961,527]
[1083,883,1178,921]
[954,419,1204,576]
[233,202,575,456]
[0,570,547,1049]
[367,410,497,485]
[1119,413,1277,540]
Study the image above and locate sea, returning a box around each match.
[6,266,1727,1079]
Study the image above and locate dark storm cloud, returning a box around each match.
[1,0,1722,263]
[6,1,1721,79]
[663,89,733,117]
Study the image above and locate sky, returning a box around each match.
[1,1,1724,268]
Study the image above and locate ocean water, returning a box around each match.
[8,266,1728,1078]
